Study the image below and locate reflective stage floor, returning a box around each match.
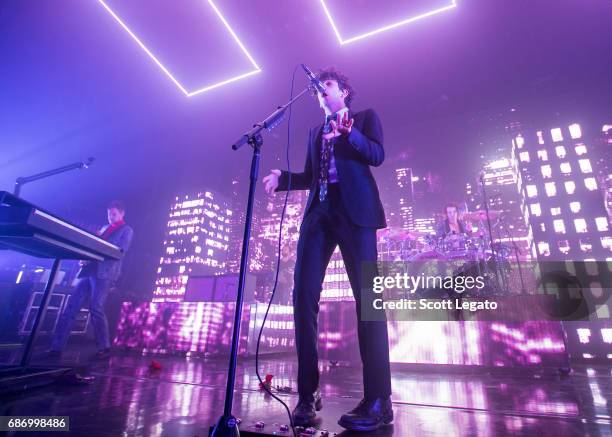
[1,348,610,436]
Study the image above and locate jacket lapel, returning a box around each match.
[311,108,351,183]
[312,123,324,177]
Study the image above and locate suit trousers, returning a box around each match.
[293,183,392,399]
[51,276,111,351]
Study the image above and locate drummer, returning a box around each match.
[435,203,472,238]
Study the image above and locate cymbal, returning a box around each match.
[379,227,427,240]
[462,210,503,221]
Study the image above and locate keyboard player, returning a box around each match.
[47,200,133,360]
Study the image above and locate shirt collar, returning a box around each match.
[108,219,125,229]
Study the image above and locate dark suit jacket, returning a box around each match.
[80,224,134,282]
[275,108,386,229]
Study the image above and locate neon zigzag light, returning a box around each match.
[319,0,457,45]
[98,0,261,97]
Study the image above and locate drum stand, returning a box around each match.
[499,216,527,294]
[478,173,505,293]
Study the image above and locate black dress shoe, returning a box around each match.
[291,390,322,426]
[338,397,393,432]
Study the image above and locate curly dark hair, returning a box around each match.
[316,67,355,107]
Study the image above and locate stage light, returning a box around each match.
[541,164,552,179]
[319,0,457,45]
[97,0,261,97]
[565,180,576,194]
[569,201,581,213]
[536,131,545,145]
[519,151,530,162]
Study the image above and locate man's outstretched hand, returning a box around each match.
[263,169,281,195]
[329,111,354,136]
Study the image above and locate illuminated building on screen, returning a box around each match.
[153,191,232,302]
[512,123,611,260]
[257,191,307,259]
[321,249,352,301]
[395,167,415,231]
[225,176,266,274]
[466,155,530,259]
[251,191,308,302]
[596,124,612,220]
[413,217,436,235]
[226,178,354,302]
[225,178,248,274]
[321,166,417,301]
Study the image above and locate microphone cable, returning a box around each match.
[253,65,300,436]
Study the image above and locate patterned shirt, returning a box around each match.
[323,107,348,184]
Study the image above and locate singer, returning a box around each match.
[263,67,392,431]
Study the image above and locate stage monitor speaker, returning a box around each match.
[184,276,216,302]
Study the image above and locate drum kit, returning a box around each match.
[378,209,515,294]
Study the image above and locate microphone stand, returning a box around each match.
[14,158,95,197]
[210,85,311,437]
[494,221,509,293]
[479,172,501,292]
[500,216,527,294]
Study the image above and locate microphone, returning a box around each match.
[301,64,325,94]
[82,157,95,169]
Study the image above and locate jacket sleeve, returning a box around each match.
[276,128,313,191]
[346,109,385,167]
[117,226,134,256]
